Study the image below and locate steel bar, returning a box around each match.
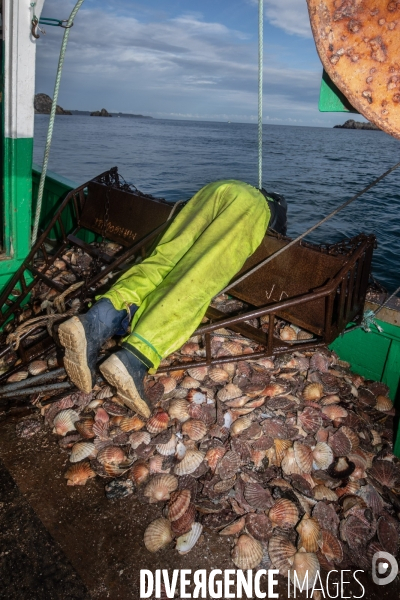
[0,381,73,399]
[0,367,66,395]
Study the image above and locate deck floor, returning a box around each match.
[0,409,399,600]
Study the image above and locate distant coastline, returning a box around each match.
[34,93,153,119]
[334,119,380,131]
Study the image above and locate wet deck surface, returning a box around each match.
[0,409,399,600]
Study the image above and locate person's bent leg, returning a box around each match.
[121,181,270,370]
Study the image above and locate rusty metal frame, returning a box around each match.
[158,233,375,372]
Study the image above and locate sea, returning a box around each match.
[33,115,400,293]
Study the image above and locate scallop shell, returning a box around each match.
[175,440,187,461]
[269,499,299,529]
[28,360,48,376]
[180,376,200,389]
[312,442,334,470]
[208,367,230,383]
[174,450,205,476]
[310,352,330,373]
[147,408,169,433]
[215,450,241,480]
[144,474,178,502]
[169,369,185,382]
[97,445,126,465]
[357,484,384,515]
[129,461,150,485]
[327,457,355,479]
[144,518,173,552]
[7,371,29,383]
[289,552,320,590]
[95,407,110,423]
[96,385,114,399]
[375,395,393,412]
[129,431,151,449]
[158,376,177,394]
[313,485,338,502]
[244,482,274,510]
[53,409,80,436]
[320,394,341,406]
[269,535,297,574]
[217,384,242,402]
[245,513,274,542]
[75,418,95,439]
[274,439,293,464]
[280,325,297,341]
[368,460,399,488]
[341,426,359,450]
[167,489,191,522]
[69,441,97,463]
[377,515,399,556]
[219,516,246,536]
[230,415,253,436]
[64,461,96,486]
[156,434,177,456]
[168,399,190,422]
[294,442,313,474]
[319,529,343,563]
[297,330,314,340]
[176,522,203,555]
[281,447,303,476]
[303,383,324,401]
[231,534,263,569]
[186,389,207,404]
[182,419,207,441]
[329,429,352,457]
[180,342,200,355]
[205,446,227,473]
[171,503,197,536]
[321,405,348,421]
[298,407,322,434]
[187,366,208,381]
[222,341,243,356]
[296,514,321,552]
[261,383,287,397]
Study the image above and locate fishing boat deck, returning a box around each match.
[0,409,398,600]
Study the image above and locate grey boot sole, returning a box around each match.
[58,317,93,394]
[99,353,151,418]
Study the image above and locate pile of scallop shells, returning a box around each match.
[35,328,400,583]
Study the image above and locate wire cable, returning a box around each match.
[258,0,263,190]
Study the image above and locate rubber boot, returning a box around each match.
[58,298,132,394]
[99,348,150,418]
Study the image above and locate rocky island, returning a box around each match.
[334,119,380,130]
[90,108,112,117]
[34,93,71,115]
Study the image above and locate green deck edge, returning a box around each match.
[319,69,358,113]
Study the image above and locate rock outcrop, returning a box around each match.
[334,119,380,130]
[34,93,72,115]
[90,108,112,117]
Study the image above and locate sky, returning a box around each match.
[34,0,356,127]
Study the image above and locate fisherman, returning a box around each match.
[58,180,287,417]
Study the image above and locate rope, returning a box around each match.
[31,0,85,245]
[373,284,400,317]
[53,281,84,313]
[258,0,263,190]
[219,159,400,295]
[6,311,75,351]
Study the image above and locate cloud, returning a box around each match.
[35,0,321,122]
[249,0,312,38]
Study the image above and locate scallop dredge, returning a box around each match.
[3,253,400,584]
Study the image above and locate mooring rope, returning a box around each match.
[258,0,263,190]
[32,0,85,246]
[219,159,400,295]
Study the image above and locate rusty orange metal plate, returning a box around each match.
[307,0,400,138]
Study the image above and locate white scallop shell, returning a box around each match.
[52,409,80,436]
[176,522,203,554]
[70,442,97,463]
[156,434,178,456]
[174,449,205,476]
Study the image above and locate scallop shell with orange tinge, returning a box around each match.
[129,461,149,485]
[7,371,29,383]
[298,407,322,434]
[208,367,230,384]
[28,360,48,376]
[281,447,303,476]
[296,514,321,552]
[168,399,190,422]
[215,450,241,480]
[64,461,96,486]
[280,325,297,341]
[186,389,207,404]
[174,449,205,476]
[187,366,208,381]
[312,442,333,470]
[144,518,173,552]
[219,516,246,536]
[231,534,263,569]
[167,489,191,522]
[274,439,293,464]
[261,383,287,397]
[169,369,185,382]
[321,405,348,421]
[375,395,393,412]
[205,447,226,473]
[129,431,151,449]
[147,408,169,433]
[244,482,274,510]
[69,441,97,463]
[180,376,201,389]
[303,383,324,401]
[176,522,203,555]
[171,503,197,536]
[294,442,313,474]
[144,474,178,502]
[119,415,145,433]
[97,445,126,465]
[230,415,253,436]
[289,552,320,590]
[341,426,359,450]
[75,418,95,439]
[268,535,297,574]
[217,384,242,402]
[182,419,207,441]
[313,485,338,502]
[158,376,177,394]
[269,499,299,529]
[319,529,343,563]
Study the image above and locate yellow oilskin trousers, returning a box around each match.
[99,180,270,371]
